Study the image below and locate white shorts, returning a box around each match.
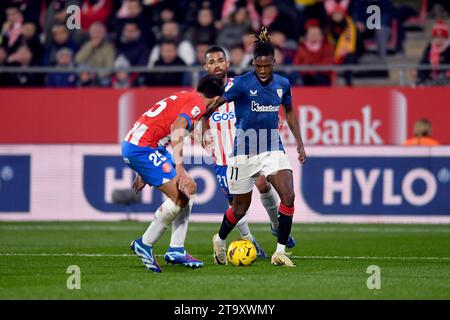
[227,151,292,194]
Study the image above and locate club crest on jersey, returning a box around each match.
[276,89,283,98]
[162,162,172,173]
[249,89,258,96]
[191,106,201,118]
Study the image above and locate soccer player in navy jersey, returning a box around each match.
[211,27,306,267]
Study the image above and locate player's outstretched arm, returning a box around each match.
[203,96,226,120]
[284,103,306,163]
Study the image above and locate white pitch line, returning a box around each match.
[1,253,449,261]
[0,253,134,257]
[1,225,450,234]
[298,256,450,261]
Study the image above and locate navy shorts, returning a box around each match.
[214,164,233,203]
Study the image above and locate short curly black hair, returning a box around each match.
[196,74,224,98]
[253,26,274,59]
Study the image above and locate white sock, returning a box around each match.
[142,198,181,246]
[216,234,226,244]
[169,197,194,248]
[236,216,254,242]
[276,243,286,253]
[260,187,279,230]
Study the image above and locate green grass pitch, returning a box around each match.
[1,221,449,299]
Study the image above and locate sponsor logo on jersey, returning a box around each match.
[250,90,258,96]
[211,111,236,122]
[251,101,280,112]
[191,106,201,118]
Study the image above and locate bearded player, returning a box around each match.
[122,75,224,272]
[212,28,306,267]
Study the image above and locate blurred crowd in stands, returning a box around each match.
[0,0,449,87]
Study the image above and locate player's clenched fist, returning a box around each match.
[175,166,196,197]
[132,174,146,193]
[297,144,306,163]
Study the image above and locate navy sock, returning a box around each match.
[277,212,293,245]
[218,208,237,240]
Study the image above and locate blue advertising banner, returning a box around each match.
[302,157,450,215]
[0,155,30,212]
[83,155,228,214]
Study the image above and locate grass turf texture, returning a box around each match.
[1,222,449,299]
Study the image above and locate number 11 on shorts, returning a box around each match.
[230,167,239,180]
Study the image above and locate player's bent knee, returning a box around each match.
[255,177,271,194]
[256,181,271,194]
[280,192,295,207]
[232,206,248,220]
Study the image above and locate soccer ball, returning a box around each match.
[227,239,257,266]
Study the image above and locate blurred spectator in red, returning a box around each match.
[228,43,247,77]
[186,7,217,45]
[43,23,79,66]
[148,21,195,66]
[326,1,362,86]
[80,0,113,32]
[217,6,252,51]
[403,118,440,146]
[1,3,25,54]
[115,21,149,66]
[146,40,187,86]
[417,19,450,85]
[4,44,43,86]
[46,47,77,87]
[293,19,334,86]
[75,21,115,85]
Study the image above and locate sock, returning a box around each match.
[169,197,194,248]
[260,187,279,230]
[276,243,286,253]
[277,203,294,246]
[218,207,238,240]
[142,198,181,246]
[236,216,253,241]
